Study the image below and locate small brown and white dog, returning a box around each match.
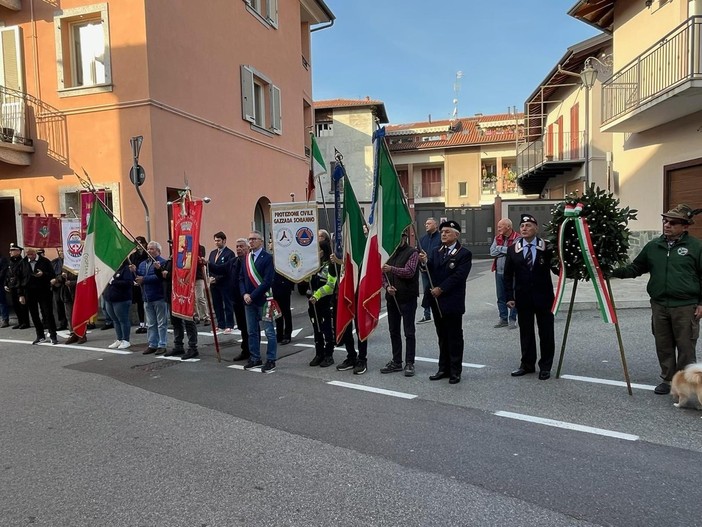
[671,363,702,416]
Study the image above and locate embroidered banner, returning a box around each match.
[22,214,62,248]
[61,218,83,273]
[170,198,203,320]
[80,190,106,239]
[271,202,319,282]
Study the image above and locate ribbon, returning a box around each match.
[245,253,282,321]
[552,202,617,324]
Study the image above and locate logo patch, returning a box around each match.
[296,227,314,247]
[677,247,688,256]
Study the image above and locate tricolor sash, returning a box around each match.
[245,252,282,321]
[551,202,617,324]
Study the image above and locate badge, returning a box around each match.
[449,261,455,269]
[677,247,688,256]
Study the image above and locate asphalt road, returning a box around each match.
[1,260,700,526]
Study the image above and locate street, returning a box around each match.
[1,260,701,526]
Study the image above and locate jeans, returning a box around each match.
[100,295,113,325]
[104,300,131,342]
[145,300,169,348]
[245,304,277,362]
[495,272,517,322]
[172,314,198,351]
[387,297,417,364]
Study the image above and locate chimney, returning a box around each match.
[428,114,432,123]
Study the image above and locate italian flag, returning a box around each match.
[356,130,413,341]
[72,201,135,337]
[335,175,367,344]
[307,133,326,202]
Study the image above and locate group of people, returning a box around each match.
[2,203,699,394]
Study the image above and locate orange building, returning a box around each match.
[0,0,334,252]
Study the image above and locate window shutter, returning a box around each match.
[270,84,281,134]
[240,65,255,123]
[266,0,278,28]
[0,26,24,92]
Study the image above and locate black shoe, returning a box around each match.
[1,321,9,328]
[32,337,46,345]
[353,360,367,375]
[261,360,276,373]
[100,323,114,331]
[51,338,58,345]
[494,320,508,328]
[280,338,291,345]
[417,316,431,324]
[232,352,250,361]
[244,359,263,370]
[77,336,87,344]
[11,324,21,329]
[135,327,147,334]
[336,358,356,371]
[164,348,184,357]
[429,371,448,381]
[309,355,324,367]
[18,324,30,330]
[654,382,671,395]
[155,347,167,355]
[404,363,415,377]
[86,323,96,330]
[449,375,461,384]
[143,347,157,355]
[511,368,535,377]
[65,334,80,344]
[181,350,199,360]
[538,371,551,380]
[380,361,403,374]
[319,356,334,368]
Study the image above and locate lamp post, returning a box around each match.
[580,60,598,189]
[129,135,150,241]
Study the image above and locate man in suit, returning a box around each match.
[17,247,58,344]
[208,231,236,333]
[419,220,473,384]
[240,230,277,373]
[5,243,30,329]
[504,214,557,380]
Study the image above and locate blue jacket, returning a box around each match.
[239,249,274,307]
[104,263,134,303]
[138,256,166,302]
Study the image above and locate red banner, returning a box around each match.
[80,190,106,239]
[22,214,62,248]
[171,199,203,320]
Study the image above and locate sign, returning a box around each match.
[271,202,319,282]
[61,218,83,272]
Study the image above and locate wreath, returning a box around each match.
[545,185,638,281]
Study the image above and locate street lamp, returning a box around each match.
[579,56,612,189]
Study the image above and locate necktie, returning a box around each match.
[525,243,533,270]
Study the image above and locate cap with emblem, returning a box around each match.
[661,204,695,224]
[520,214,538,226]
[9,243,23,251]
[439,220,461,233]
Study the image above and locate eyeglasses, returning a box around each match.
[248,237,261,241]
[662,219,684,226]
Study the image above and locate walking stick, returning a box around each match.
[200,261,221,363]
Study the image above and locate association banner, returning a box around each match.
[22,214,62,248]
[81,190,106,239]
[170,199,203,320]
[61,218,83,273]
[271,202,319,282]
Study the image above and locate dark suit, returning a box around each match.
[240,249,277,362]
[208,246,236,329]
[18,255,57,340]
[425,242,472,377]
[504,237,556,373]
[272,272,294,341]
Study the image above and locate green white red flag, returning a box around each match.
[72,200,134,337]
[356,129,413,341]
[307,133,326,202]
[335,175,367,344]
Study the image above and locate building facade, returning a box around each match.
[0,0,334,252]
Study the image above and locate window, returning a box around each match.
[397,169,409,196]
[241,65,282,134]
[316,122,333,137]
[458,181,467,197]
[54,3,112,96]
[244,0,278,28]
[421,168,442,198]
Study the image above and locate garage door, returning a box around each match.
[666,163,702,239]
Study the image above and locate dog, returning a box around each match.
[671,363,702,416]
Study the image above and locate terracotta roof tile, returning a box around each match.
[314,98,385,109]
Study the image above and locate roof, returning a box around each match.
[385,113,524,152]
[314,98,389,123]
[568,0,615,33]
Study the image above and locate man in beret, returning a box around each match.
[611,204,702,395]
[419,219,472,384]
[504,214,557,380]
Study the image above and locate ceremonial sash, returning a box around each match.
[551,202,617,324]
[245,253,282,321]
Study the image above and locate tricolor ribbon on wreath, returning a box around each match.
[245,253,282,322]
[551,202,617,324]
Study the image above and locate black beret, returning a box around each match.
[520,214,537,226]
[9,243,23,251]
[439,220,461,233]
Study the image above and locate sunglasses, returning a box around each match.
[662,219,684,226]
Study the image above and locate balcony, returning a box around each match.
[516,131,585,195]
[602,16,702,133]
[0,86,35,166]
[0,0,21,10]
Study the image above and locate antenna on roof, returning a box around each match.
[451,71,463,123]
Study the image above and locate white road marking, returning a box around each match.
[157,355,200,362]
[0,339,132,355]
[327,380,417,400]
[228,364,263,372]
[560,374,656,391]
[494,411,639,441]
[414,356,485,369]
[294,343,346,352]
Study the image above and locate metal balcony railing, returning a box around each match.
[602,16,702,124]
[0,85,31,146]
[516,130,585,176]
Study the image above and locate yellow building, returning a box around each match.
[0,0,334,251]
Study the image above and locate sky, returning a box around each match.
[311,0,601,125]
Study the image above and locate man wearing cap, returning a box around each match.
[5,243,30,329]
[419,219,472,384]
[0,250,9,327]
[17,247,58,344]
[504,214,557,380]
[611,204,702,395]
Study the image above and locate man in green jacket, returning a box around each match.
[611,204,702,395]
